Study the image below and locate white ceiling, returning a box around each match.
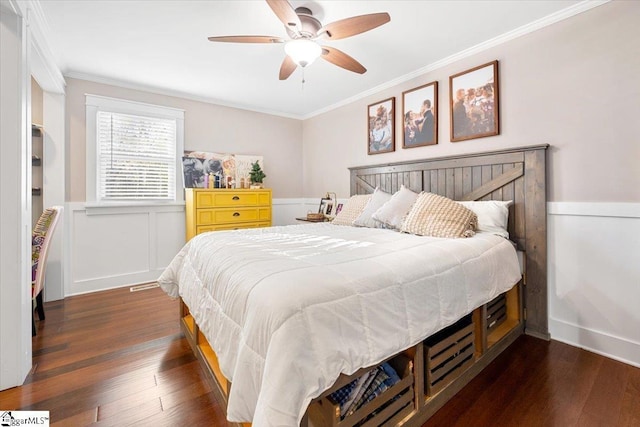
[40,0,587,119]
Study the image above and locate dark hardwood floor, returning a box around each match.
[1,286,638,426]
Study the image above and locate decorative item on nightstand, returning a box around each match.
[249,161,266,189]
[318,192,337,219]
[305,212,325,221]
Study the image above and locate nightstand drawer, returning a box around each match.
[197,221,270,233]
[196,191,270,208]
[196,207,271,225]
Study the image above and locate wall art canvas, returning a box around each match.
[449,60,499,142]
[402,81,438,148]
[182,151,263,188]
[367,97,395,155]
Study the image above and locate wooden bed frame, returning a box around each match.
[178,144,549,426]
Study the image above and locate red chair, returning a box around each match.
[32,206,63,336]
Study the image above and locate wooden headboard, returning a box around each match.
[349,144,549,339]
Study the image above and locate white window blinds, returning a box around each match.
[96,111,177,201]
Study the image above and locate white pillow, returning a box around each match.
[352,188,392,228]
[457,200,512,238]
[371,185,419,230]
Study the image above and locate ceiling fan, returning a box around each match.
[207,0,391,80]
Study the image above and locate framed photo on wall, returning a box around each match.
[367,97,395,155]
[402,81,438,148]
[449,60,499,142]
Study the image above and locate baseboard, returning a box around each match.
[69,270,167,296]
[549,318,640,368]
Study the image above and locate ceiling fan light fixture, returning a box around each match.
[284,39,321,67]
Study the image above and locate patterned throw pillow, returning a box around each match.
[332,194,373,226]
[400,192,477,238]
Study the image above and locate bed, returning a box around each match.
[158,145,548,427]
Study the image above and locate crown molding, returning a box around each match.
[64,71,304,120]
[15,0,66,93]
[301,0,610,120]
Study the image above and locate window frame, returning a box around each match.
[85,94,185,206]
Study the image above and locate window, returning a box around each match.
[86,95,184,204]
[97,111,175,200]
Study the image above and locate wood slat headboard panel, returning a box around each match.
[349,144,549,339]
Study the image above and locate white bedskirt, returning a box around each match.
[158,224,521,426]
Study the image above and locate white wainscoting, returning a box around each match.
[548,202,640,368]
[65,198,319,296]
[273,198,308,225]
[276,198,349,224]
[66,202,187,295]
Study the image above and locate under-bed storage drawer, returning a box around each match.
[424,314,476,397]
[487,293,507,333]
[309,353,415,427]
[486,282,521,348]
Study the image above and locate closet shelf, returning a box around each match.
[32,124,43,137]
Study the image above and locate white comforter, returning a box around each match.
[158,224,521,426]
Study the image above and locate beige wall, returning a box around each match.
[65,77,303,201]
[303,1,640,202]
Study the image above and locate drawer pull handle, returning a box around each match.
[232,196,240,200]
[233,212,240,217]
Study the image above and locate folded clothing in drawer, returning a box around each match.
[329,362,401,419]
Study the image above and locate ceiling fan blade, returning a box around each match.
[321,46,366,74]
[279,55,297,80]
[266,0,301,32]
[207,35,284,44]
[318,13,390,40]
